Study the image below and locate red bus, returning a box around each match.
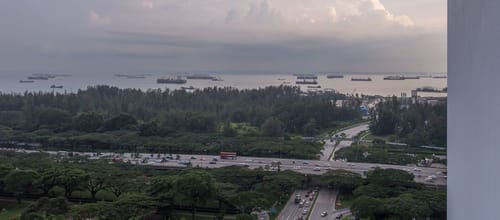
[220,152,237,160]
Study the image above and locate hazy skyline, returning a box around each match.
[0,0,446,74]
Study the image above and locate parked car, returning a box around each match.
[321,212,328,217]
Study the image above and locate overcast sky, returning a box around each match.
[0,0,446,74]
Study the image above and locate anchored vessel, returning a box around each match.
[351,77,372,81]
[295,74,318,80]
[157,77,187,84]
[326,74,344,79]
[187,74,214,80]
[296,80,318,85]
[383,76,405,80]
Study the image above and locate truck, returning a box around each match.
[220,152,237,160]
[294,194,302,204]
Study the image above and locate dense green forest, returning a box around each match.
[0,86,361,159]
[370,97,447,147]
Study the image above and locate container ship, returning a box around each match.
[19,80,35,83]
[296,80,318,85]
[351,77,372,81]
[157,77,187,84]
[326,74,344,79]
[50,85,63,89]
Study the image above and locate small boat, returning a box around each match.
[19,80,35,83]
[181,86,195,90]
[50,85,63,89]
[277,78,286,80]
[351,77,372,81]
[211,77,223,81]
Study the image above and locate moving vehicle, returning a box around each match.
[321,212,328,217]
[220,152,237,160]
[313,167,321,171]
[294,194,302,204]
[336,214,344,219]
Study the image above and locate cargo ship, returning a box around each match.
[351,77,372,81]
[27,76,49,80]
[50,85,63,89]
[187,74,214,80]
[296,80,318,85]
[384,76,405,80]
[295,74,318,80]
[326,74,344,79]
[307,85,321,89]
[19,80,35,83]
[432,75,447,79]
[157,77,187,84]
[403,76,420,80]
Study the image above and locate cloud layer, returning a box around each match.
[0,0,446,74]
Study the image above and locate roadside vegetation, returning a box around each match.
[321,169,446,220]
[334,142,446,166]
[0,151,307,219]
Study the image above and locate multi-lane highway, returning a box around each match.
[0,123,447,186]
[308,189,338,220]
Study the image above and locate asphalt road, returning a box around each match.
[0,146,447,186]
[321,123,369,161]
[278,190,309,220]
[308,190,338,220]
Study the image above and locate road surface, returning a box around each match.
[320,123,369,161]
[308,189,338,220]
[278,190,309,220]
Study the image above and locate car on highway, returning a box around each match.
[190,156,197,159]
[313,167,321,171]
[302,161,309,165]
[245,159,253,162]
[209,161,217,164]
[305,201,310,207]
[336,214,343,219]
[321,212,328,217]
[302,209,308,215]
[347,163,354,167]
